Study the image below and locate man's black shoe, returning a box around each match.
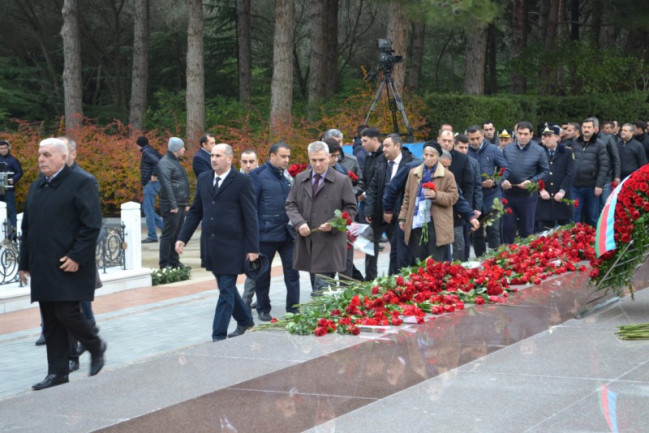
[286,308,299,315]
[32,374,69,391]
[69,358,80,373]
[228,322,254,338]
[142,238,158,244]
[35,333,46,346]
[89,341,107,376]
[258,311,272,322]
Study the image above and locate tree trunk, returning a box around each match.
[591,0,602,48]
[324,0,338,97]
[485,23,497,94]
[129,0,149,131]
[307,0,326,120]
[61,0,83,131]
[269,0,295,135]
[463,22,488,95]
[511,0,527,94]
[386,0,409,91]
[570,0,580,41]
[237,0,252,105]
[407,21,425,91]
[186,0,205,148]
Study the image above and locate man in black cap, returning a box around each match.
[136,136,164,243]
[536,125,575,231]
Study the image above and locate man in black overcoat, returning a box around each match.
[176,143,259,341]
[19,138,106,390]
[536,125,575,231]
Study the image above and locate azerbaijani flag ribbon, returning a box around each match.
[596,177,629,258]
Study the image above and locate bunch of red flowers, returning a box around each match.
[297,225,596,337]
[591,164,649,296]
[348,171,359,183]
[422,181,436,191]
[287,163,308,178]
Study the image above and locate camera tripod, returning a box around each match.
[363,71,414,142]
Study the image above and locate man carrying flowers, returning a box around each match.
[501,121,549,243]
[286,141,357,295]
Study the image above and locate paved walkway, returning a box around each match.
[2,231,649,432]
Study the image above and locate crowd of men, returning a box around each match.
[19,115,648,391]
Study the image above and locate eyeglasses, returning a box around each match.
[331,153,340,160]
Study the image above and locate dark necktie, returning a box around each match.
[214,176,221,193]
[549,150,554,159]
[312,174,321,196]
[386,161,395,186]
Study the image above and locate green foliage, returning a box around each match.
[514,40,648,95]
[151,266,192,286]
[422,91,649,131]
[407,0,500,29]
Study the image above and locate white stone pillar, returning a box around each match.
[16,212,23,237]
[121,201,142,270]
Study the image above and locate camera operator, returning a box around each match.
[0,140,23,234]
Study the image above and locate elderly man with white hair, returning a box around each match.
[19,138,106,390]
[286,141,357,295]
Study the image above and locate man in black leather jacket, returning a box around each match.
[158,137,190,268]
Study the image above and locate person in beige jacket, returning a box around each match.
[398,142,458,263]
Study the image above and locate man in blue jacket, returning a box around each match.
[249,142,300,320]
[501,121,549,243]
[0,140,23,232]
[467,125,508,257]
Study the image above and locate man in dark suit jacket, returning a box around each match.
[366,133,415,274]
[19,138,106,390]
[192,133,216,269]
[176,143,259,341]
[192,133,215,178]
[439,130,475,261]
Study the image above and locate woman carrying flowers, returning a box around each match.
[398,141,458,262]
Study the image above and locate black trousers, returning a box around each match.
[40,301,102,376]
[159,205,186,268]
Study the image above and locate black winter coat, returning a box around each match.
[617,138,647,179]
[20,166,102,302]
[535,144,575,222]
[158,151,190,209]
[447,149,475,226]
[178,170,259,274]
[139,144,162,186]
[573,135,609,188]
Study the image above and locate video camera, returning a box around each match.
[376,38,402,73]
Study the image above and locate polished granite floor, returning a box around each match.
[3,262,648,432]
[2,237,649,433]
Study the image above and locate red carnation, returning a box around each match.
[506,207,513,214]
[341,211,350,220]
[422,182,436,190]
[574,199,579,208]
[499,167,506,176]
[348,171,359,182]
[502,198,508,205]
[538,180,545,190]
